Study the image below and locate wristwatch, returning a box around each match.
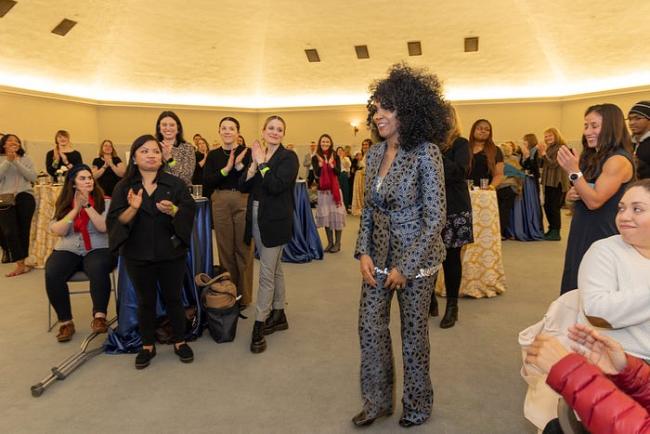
[258,162,269,171]
[569,171,583,184]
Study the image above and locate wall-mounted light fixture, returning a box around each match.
[351,121,359,136]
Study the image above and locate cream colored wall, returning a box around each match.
[2,87,650,174]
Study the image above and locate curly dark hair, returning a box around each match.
[366,63,449,151]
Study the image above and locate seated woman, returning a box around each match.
[525,324,650,434]
[45,164,116,342]
[575,179,650,361]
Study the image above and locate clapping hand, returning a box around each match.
[557,146,579,173]
[224,147,236,172]
[568,324,627,375]
[566,186,580,201]
[328,154,335,167]
[235,148,248,165]
[160,141,172,161]
[251,140,265,165]
[156,199,176,216]
[316,154,325,167]
[74,190,89,210]
[127,188,143,210]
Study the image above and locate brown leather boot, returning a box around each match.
[56,322,76,342]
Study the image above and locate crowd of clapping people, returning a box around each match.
[0,62,649,429]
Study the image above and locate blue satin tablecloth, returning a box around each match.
[281,181,323,263]
[105,199,213,353]
[506,176,543,241]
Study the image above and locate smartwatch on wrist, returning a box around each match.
[569,171,583,184]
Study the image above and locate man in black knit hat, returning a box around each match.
[628,101,650,179]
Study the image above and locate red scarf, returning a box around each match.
[73,196,94,250]
[318,151,343,207]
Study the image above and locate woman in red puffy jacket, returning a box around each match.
[526,323,650,434]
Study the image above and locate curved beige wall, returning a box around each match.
[1,87,649,174]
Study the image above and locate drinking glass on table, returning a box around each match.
[480,178,489,190]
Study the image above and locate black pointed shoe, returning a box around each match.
[440,298,458,329]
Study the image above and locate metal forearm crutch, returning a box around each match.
[30,316,117,397]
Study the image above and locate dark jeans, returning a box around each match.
[45,249,116,322]
[544,185,564,230]
[124,256,186,346]
[442,246,462,299]
[497,187,516,237]
[0,192,35,262]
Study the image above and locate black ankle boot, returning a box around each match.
[1,249,9,264]
[324,228,334,252]
[264,309,289,335]
[440,298,458,329]
[329,230,342,253]
[429,295,439,317]
[250,321,267,353]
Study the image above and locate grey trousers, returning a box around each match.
[358,273,436,424]
[252,202,286,322]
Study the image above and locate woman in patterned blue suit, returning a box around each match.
[353,64,448,428]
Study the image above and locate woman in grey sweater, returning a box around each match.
[0,134,37,277]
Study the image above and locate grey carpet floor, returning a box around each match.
[0,214,569,434]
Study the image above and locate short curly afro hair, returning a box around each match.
[366,63,450,151]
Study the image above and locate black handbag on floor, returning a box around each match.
[204,299,242,343]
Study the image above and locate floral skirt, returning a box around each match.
[441,210,473,249]
[316,190,346,230]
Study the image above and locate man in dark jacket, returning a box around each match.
[629,101,650,179]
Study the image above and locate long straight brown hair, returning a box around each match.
[54,166,105,220]
[580,104,633,179]
[468,119,497,176]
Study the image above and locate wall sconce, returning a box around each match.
[351,121,359,136]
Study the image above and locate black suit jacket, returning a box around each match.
[107,172,196,260]
[241,145,299,247]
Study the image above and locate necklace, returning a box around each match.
[222,146,234,156]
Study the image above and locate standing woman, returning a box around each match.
[337,146,352,212]
[46,130,83,180]
[354,64,447,428]
[351,139,372,216]
[520,133,541,190]
[107,135,196,369]
[312,134,346,253]
[155,111,196,185]
[467,119,507,230]
[538,128,570,241]
[92,139,125,197]
[431,105,473,329]
[203,117,253,307]
[557,103,634,294]
[241,116,299,354]
[0,134,37,277]
[45,164,115,341]
[191,136,209,186]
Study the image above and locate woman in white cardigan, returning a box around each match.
[577,179,650,361]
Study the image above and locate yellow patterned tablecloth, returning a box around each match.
[436,189,506,298]
[27,184,62,268]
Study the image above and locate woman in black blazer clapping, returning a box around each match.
[107,134,196,369]
[241,115,299,354]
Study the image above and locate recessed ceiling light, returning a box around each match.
[464,37,479,52]
[407,41,422,56]
[51,18,77,37]
[305,49,320,63]
[354,45,370,59]
[0,0,17,18]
